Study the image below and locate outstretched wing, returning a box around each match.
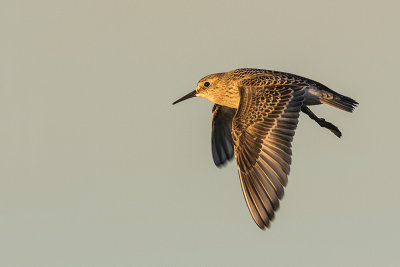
[232,85,306,229]
[211,104,237,167]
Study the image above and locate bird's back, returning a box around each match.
[226,68,357,112]
[227,68,331,91]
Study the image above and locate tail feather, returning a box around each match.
[320,94,358,113]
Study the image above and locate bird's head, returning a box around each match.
[172,73,225,105]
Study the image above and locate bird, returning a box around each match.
[172,68,358,229]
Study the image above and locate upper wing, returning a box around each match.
[232,85,306,229]
[211,104,237,167]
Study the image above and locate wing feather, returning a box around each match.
[211,105,236,167]
[232,85,306,229]
[239,171,265,228]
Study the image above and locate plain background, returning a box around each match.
[1,0,399,266]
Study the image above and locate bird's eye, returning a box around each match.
[204,82,210,87]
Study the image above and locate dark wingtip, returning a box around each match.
[212,139,234,168]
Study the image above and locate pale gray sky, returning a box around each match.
[1,0,399,266]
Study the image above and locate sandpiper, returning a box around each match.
[172,68,358,229]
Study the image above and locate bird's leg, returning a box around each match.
[301,106,342,138]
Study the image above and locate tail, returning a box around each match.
[320,93,358,112]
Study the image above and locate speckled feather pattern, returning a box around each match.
[173,68,358,229]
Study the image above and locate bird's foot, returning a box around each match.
[318,118,342,138]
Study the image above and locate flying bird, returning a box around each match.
[172,68,358,229]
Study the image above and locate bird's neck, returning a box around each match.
[212,86,240,108]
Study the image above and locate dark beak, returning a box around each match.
[172,90,197,105]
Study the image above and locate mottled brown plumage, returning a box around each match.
[173,68,358,229]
